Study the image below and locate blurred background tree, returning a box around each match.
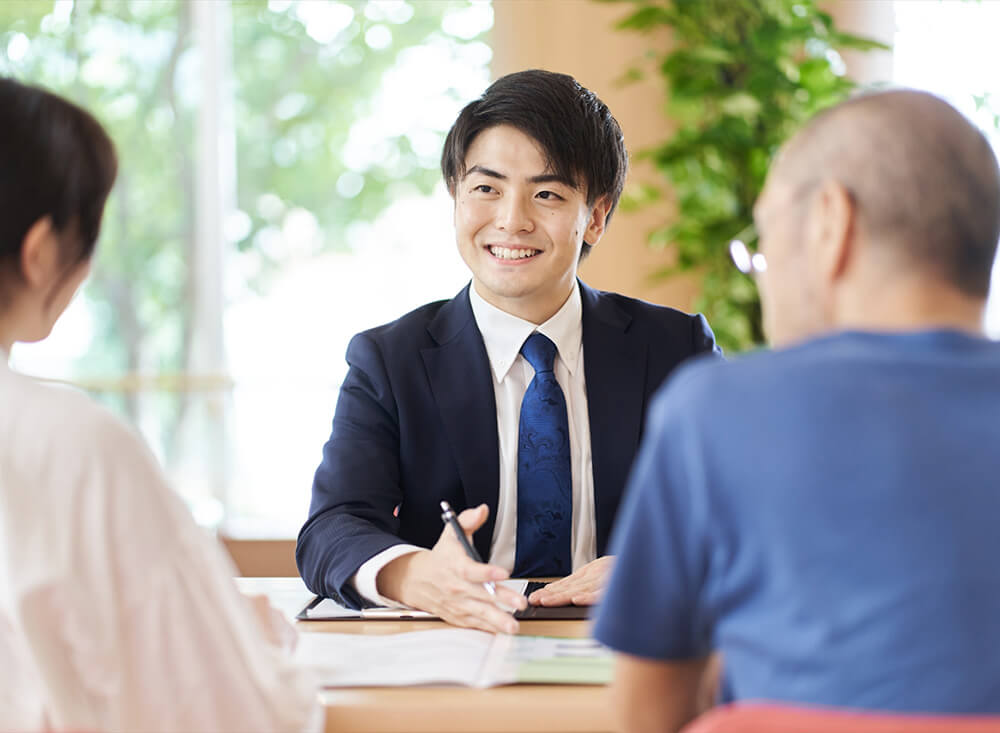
[0,0,487,466]
[608,0,888,352]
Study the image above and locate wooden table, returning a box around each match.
[237,578,614,733]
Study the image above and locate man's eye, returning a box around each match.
[537,190,562,200]
[474,184,495,194]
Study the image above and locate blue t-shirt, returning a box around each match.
[593,329,1000,713]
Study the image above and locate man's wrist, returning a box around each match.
[376,549,429,605]
[353,544,423,606]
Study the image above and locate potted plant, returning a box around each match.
[607,0,889,351]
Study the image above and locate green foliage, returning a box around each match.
[606,0,888,351]
[229,2,473,264]
[0,0,487,457]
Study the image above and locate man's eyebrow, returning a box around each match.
[528,173,578,188]
[465,165,506,180]
[463,166,578,189]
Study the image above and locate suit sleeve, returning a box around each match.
[296,332,411,608]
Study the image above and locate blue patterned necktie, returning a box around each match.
[513,332,572,578]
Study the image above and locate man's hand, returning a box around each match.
[527,555,614,606]
[376,504,527,633]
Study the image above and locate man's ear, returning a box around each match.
[583,196,613,248]
[20,217,60,288]
[806,181,855,286]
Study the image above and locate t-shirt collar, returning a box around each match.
[469,281,583,383]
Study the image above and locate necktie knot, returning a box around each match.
[521,332,557,374]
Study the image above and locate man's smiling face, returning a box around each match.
[453,124,609,324]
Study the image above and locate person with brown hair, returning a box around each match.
[0,77,321,733]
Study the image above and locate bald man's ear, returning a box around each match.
[807,180,855,286]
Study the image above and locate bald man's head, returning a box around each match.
[774,89,1000,297]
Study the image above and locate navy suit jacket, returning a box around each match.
[296,280,720,607]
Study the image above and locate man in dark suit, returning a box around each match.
[297,69,720,633]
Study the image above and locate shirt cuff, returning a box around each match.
[351,544,423,607]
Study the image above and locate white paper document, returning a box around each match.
[297,579,529,620]
[292,629,612,688]
[298,597,436,620]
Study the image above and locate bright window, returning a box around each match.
[893,0,1000,336]
[3,0,490,534]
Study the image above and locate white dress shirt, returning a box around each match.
[0,355,322,733]
[354,282,596,605]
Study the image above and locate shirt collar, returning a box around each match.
[469,282,583,383]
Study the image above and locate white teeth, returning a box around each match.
[489,246,538,260]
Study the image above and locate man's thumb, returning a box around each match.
[457,503,489,534]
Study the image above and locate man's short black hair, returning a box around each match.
[0,77,117,296]
[441,69,628,258]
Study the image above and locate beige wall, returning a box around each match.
[827,0,896,85]
[221,535,298,576]
[490,0,700,311]
[489,0,895,312]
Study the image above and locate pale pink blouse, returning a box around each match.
[0,358,322,732]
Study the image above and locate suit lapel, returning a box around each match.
[580,281,648,555]
[420,286,500,560]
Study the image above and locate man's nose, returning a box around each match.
[496,194,534,233]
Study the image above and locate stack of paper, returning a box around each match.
[293,629,612,688]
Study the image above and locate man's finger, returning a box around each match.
[456,573,527,610]
[454,598,520,634]
[459,558,510,585]
[530,578,601,606]
[453,612,518,635]
[441,600,518,635]
[536,576,572,593]
[456,504,489,533]
[439,561,525,608]
[495,586,528,610]
[570,590,601,606]
[457,577,518,607]
[532,588,577,606]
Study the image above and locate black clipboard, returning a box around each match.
[297,581,590,621]
[514,582,590,620]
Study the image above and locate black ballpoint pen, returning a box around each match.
[439,500,498,598]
